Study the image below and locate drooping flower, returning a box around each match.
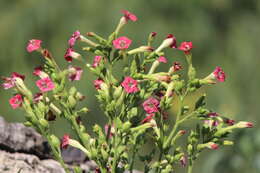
[64,48,81,62]
[36,77,55,92]
[113,36,132,50]
[2,72,25,90]
[121,76,139,93]
[68,30,81,47]
[26,39,42,53]
[92,56,102,68]
[93,78,104,90]
[178,41,193,54]
[121,10,138,22]
[213,66,226,82]
[68,66,83,81]
[142,97,160,114]
[9,94,23,109]
[61,134,71,149]
[157,56,167,63]
[33,93,43,103]
[33,66,49,79]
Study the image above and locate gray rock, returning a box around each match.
[0,116,51,159]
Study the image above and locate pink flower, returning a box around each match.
[180,155,187,167]
[33,93,43,103]
[68,66,83,81]
[68,30,81,47]
[141,113,155,124]
[213,66,226,82]
[2,72,25,89]
[151,32,157,37]
[157,56,167,63]
[166,34,177,48]
[225,119,235,126]
[64,48,81,62]
[121,76,139,93]
[113,36,132,50]
[178,41,193,54]
[142,97,160,114]
[172,62,182,72]
[121,10,138,22]
[92,56,102,68]
[9,94,23,109]
[36,77,55,92]
[93,78,104,90]
[61,134,70,149]
[26,39,42,53]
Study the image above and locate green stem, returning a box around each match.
[188,164,193,173]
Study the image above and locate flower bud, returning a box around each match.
[39,118,49,129]
[236,121,253,128]
[50,134,61,148]
[122,121,132,132]
[155,34,177,53]
[223,140,234,146]
[68,95,77,108]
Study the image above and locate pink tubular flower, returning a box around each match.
[93,78,104,90]
[180,155,187,167]
[113,36,132,50]
[2,72,25,89]
[151,32,157,37]
[213,66,226,82]
[236,121,254,128]
[33,93,43,103]
[104,124,115,139]
[141,113,155,124]
[68,66,83,81]
[36,77,55,92]
[26,39,42,53]
[225,119,235,126]
[92,56,102,68]
[61,134,70,149]
[157,56,167,63]
[207,112,219,117]
[121,10,137,22]
[172,62,182,72]
[209,142,219,150]
[64,48,81,62]
[33,66,48,78]
[121,76,139,93]
[9,94,23,109]
[68,30,81,47]
[142,97,160,114]
[166,34,177,48]
[178,41,193,54]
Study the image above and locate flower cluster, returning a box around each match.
[2,10,253,173]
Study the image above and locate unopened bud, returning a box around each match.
[236,121,253,128]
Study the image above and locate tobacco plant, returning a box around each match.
[2,10,253,173]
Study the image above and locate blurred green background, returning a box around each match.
[0,0,259,173]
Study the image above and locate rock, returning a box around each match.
[0,150,65,173]
[0,116,51,159]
